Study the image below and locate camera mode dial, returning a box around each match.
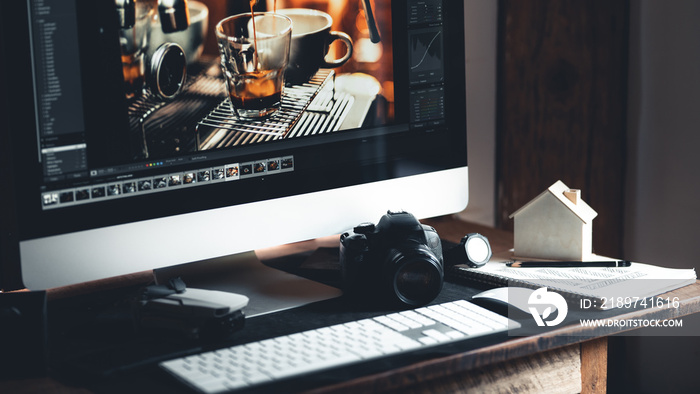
[353,223,375,234]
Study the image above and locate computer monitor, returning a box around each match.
[0,0,467,313]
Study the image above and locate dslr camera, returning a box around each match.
[340,211,444,307]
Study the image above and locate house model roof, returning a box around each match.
[508,180,598,224]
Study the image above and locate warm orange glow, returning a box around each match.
[264,0,394,113]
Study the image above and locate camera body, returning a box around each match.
[340,211,444,307]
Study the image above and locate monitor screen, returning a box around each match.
[0,0,467,293]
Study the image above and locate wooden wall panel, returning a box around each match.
[496,0,629,258]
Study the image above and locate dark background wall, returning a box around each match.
[620,1,700,392]
[495,0,628,259]
[490,0,699,392]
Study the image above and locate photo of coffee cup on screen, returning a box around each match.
[115,0,403,162]
[276,8,353,84]
[216,12,293,119]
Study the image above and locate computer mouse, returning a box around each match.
[471,287,542,316]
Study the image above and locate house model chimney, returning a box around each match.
[563,189,581,205]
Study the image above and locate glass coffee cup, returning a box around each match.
[216,13,292,119]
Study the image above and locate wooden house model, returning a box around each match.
[509,180,598,261]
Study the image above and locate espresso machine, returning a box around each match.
[115,0,190,100]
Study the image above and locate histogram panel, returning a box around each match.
[409,27,444,85]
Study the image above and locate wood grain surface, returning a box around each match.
[495,0,629,259]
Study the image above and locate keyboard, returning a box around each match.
[160,300,519,393]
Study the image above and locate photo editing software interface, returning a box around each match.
[12,0,465,242]
[30,0,456,208]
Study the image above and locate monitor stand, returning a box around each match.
[153,250,342,318]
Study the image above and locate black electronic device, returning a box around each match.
[340,211,444,307]
[1,0,469,319]
[135,281,249,340]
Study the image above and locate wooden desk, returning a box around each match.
[298,216,700,393]
[2,215,699,393]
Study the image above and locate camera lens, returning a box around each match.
[389,248,443,306]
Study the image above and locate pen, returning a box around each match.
[506,260,631,268]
